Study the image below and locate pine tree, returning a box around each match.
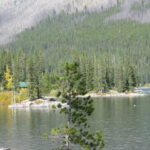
[28,58,35,99]
[52,62,104,150]
[128,65,138,90]
[27,51,45,99]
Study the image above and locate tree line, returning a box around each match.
[2,7,149,85]
[0,7,149,99]
[0,48,139,99]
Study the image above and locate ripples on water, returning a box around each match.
[0,91,150,150]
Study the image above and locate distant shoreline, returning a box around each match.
[79,91,146,98]
[8,91,146,108]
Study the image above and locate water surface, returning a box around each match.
[0,94,150,150]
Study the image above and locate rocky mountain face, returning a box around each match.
[0,0,149,45]
[107,0,150,23]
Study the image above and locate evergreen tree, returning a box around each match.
[52,62,104,150]
[128,65,138,90]
[28,58,35,99]
[27,51,45,99]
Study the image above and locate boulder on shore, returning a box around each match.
[8,96,68,109]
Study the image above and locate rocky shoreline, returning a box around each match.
[8,91,146,109]
[8,96,68,109]
[79,91,146,98]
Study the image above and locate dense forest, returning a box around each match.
[0,6,150,99]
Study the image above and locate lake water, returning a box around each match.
[0,92,150,150]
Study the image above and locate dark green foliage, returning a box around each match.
[0,49,53,99]
[0,6,148,94]
[53,62,104,150]
[1,6,149,85]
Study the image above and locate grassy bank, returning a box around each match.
[0,89,29,105]
[0,91,12,105]
[0,88,145,106]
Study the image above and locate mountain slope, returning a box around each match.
[5,7,150,83]
[0,0,117,45]
[1,0,150,45]
[107,0,150,23]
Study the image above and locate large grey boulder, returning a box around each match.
[0,148,11,150]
